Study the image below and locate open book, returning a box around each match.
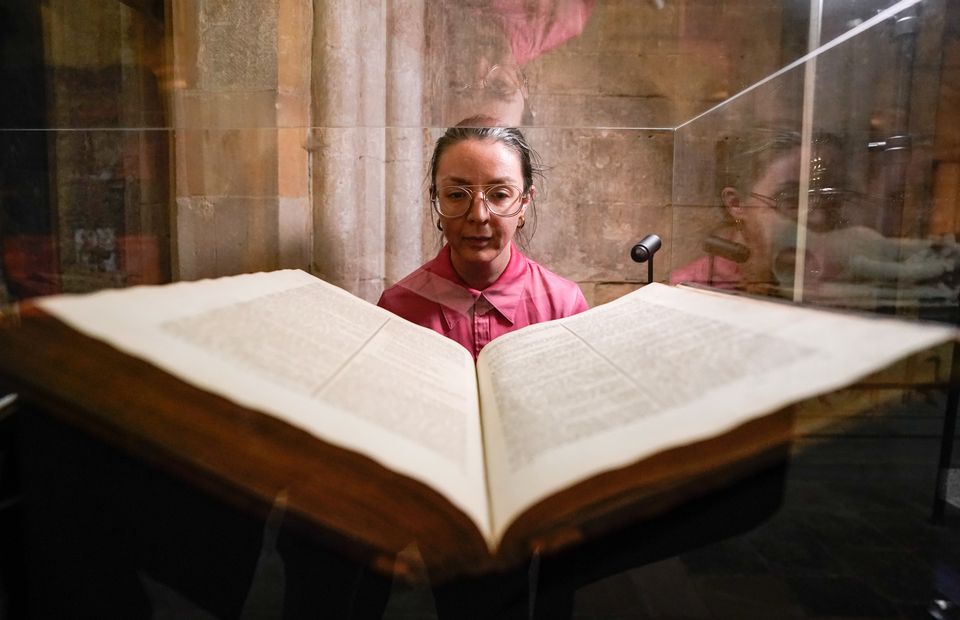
[22,270,956,579]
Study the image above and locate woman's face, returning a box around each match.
[434,138,530,279]
[440,16,527,126]
[733,148,801,249]
[445,59,527,126]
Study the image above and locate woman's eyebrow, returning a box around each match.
[440,176,516,185]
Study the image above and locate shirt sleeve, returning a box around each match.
[570,284,589,314]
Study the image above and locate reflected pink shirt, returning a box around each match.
[377,244,589,359]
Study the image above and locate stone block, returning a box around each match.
[672,130,720,205]
[278,0,313,102]
[599,52,675,100]
[278,127,310,198]
[531,93,673,130]
[175,128,278,197]
[534,51,603,97]
[174,90,278,129]
[198,0,278,91]
[174,195,279,279]
[530,128,673,206]
[277,90,311,129]
[593,0,680,55]
[279,196,312,270]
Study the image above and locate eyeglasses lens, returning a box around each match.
[484,66,520,99]
[445,66,522,99]
[436,185,522,217]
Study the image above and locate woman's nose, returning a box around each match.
[465,192,490,222]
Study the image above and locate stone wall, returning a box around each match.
[32,0,792,306]
[24,0,958,310]
[168,0,312,281]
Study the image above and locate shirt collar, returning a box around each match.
[398,247,475,331]
[424,243,527,327]
[476,243,528,325]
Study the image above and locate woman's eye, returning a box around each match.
[445,190,468,201]
[489,187,514,201]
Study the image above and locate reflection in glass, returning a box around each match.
[429,1,595,126]
[446,64,528,102]
[673,126,960,312]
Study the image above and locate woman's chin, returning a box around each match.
[453,243,506,267]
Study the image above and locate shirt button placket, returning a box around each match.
[474,298,490,357]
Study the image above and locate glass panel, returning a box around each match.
[670,0,958,321]
[820,0,912,42]
[1,1,172,304]
[2,0,958,618]
[671,64,806,296]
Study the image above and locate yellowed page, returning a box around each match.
[38,270,490,538]
[477,283,956,544]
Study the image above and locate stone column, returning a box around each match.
[310,0,387,301]
[385,0,428,287]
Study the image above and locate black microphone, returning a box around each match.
[630,234,662,263]
[630,234,662,283]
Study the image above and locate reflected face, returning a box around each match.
[739,148,801,249]
[738,142,848,237]
[734,145,851,286]
[434,138,530,281]
[445,59,527,126]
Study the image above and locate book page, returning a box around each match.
[477,283,956,542]
[38,270,490,537]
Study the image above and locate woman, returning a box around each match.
[671,130,817,293]
[378,120,588,359]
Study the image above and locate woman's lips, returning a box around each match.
[463,236,492,248]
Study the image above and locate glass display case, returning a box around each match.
[1,0,958,618]
[670,0,959,322]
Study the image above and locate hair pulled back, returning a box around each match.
[428,116,544,247]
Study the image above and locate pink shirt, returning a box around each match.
[490,0,597,65]
[377,244,589,359]
[670,255,744,290]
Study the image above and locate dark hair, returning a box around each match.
[428,116,544,247]
[714,129,849,233]
[716,129,802,195]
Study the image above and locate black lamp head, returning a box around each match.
[630,234,662,263]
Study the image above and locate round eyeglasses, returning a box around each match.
[433,184,526,218]
[749,188,865,231]
[447,65,528,100]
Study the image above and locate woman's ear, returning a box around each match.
[521,185,536,214]
[721,186,739,207]
[721,187,742,217]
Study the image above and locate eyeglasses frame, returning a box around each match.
[446,64,529,99]
[432,183,528,219]
[749,187,865,212]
